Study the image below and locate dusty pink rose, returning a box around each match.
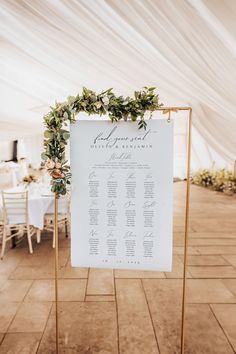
[51,169,63,179]
[45,159,55,169]
[55,162,61,169]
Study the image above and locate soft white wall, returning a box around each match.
[23,134,44,168]
[0,140,13,161]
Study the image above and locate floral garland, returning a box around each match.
[191,169,236,195]
[41,87,163,196]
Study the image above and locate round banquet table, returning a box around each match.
[0,185,65,230]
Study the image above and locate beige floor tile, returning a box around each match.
[61,264,88,279]
[38,302,118,353]
[165,255,191,278]
[8,302,52,333]
[0,257,21,277]
[188,266,236,278]
[24,279,86,302]
[222,255,236,268]
[143,279,182,305]
[87,268,114,295]
[46,248,69,267]
[9,265,54,280]
[0,333,41,353]
[211,304,236,352]
[85,295,115,301]
[185,304,234,354]
[19,255,47,266]
[59,279,86,301]
[0,302,20,332]
[195,246,236,255]
[24,280,54,302]
[9,263,68,280]
[189,232,236,239]
[189,238,236,246]
[0,276,8,289]
[20,248,68,267]
[143,279,181,353]
[173,246,200,255]
[114,269,165,278]
[0,280,33,302]
[187,279,236,303]
[222,279,236,297]
[116,279,159,354]
[143,280,233,353]
[191,218,236,233]
[179,255,229,266]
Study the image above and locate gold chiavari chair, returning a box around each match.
[44,196,70,248]
[0,226,2,243]
[0,211,3,244]
[1,191,40,258]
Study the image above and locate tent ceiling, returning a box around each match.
[0,0,235,164]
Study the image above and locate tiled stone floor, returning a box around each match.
[0,182,236,353]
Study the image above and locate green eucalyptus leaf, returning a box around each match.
[41,152,48,160]
[63,132,70,140]
[44,130,53,139]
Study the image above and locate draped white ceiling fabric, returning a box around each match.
[0,0,235,173]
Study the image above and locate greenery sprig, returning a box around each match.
[42,87,163,196]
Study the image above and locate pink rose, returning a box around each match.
[45,159,55,169]
[51,169,63,179]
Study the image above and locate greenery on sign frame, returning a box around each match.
[41,87,163,196]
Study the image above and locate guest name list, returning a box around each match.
[71,119,173,271]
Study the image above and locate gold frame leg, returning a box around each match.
[159,106,192,353]
[54,193,59,354]
[180,108,192,354]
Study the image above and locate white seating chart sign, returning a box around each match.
[71,118,173,271]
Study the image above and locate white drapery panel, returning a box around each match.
[0,0,235,174]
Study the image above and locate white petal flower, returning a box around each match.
[102,96,109,105]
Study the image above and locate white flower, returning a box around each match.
[102,96,109,105]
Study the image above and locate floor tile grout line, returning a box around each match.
[141,279,161,354]
[85,293,115,296]
[209,304,236,353]
[0,333,6,347]
[187,302,236,305]
[4,279,35,334]
[113,276,236,280]
[36,302,54,354]
[8,277,88,281]
[1,331,48,334]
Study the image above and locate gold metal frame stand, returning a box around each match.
[54,193,59,354]
[53,107,192,354]
[178,107,192,354]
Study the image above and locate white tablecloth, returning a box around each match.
[0,186,69,229]
[28,195,54,229]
